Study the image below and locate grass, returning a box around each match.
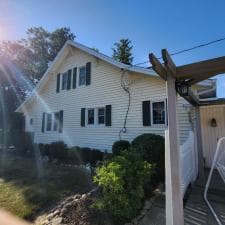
[0,154,92,219]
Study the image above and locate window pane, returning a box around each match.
[153,102,165,124]
[46,114,52,131]
[62,72,68,90]
[98,108,105,124]
[79,67,86,86]
[88,109,94,124]
[53,112,59,131]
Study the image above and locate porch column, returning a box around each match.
[165,75,184,225]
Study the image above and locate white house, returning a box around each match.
[16,41,215,151]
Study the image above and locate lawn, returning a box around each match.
[0,154,92,220]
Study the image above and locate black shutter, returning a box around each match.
[42,112,45,132]
[56,74,60,93]
[142,101,151,126]
[72,67,77,89]
[86,62,91,85]
[81,108,85,127]
[67,70,72,90]
[105,105,112,126]
[59,110,63,133]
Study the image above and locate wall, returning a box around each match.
[24,47,193,151]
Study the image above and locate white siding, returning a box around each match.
[24,48,193,151]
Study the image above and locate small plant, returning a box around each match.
[93,149,154,220]
[112,140,130,156]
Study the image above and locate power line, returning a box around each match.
[133,36,225,67]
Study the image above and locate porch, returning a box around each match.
[139,170,225,225]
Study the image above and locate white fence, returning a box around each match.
[180,131,198,196]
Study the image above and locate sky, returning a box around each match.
[0,0,225,97]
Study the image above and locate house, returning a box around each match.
[16,41,216,151]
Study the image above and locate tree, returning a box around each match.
[112,38,133,65]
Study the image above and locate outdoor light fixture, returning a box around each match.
[210,118,217,127]
[175,81,189,96]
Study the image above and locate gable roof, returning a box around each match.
[16,40,158,112]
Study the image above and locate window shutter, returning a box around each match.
[72,67,77,89]
[56,74,60,93]
[86,62,91,85]
[67,69,72,90]
[81,108,85,127]
[42,112,45,132]
[142,101,151,126]
[105,105,112,126]
[59,110,63,133]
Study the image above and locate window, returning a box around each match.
[87,109,94,125]
[53,112,59,131]
[79,66,86,86]
[98,108,105,124]
[30,118,33,125]
[62,72,68,90]
[46,114,52,131]
[152,101,166,125]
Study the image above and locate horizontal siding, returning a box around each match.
[24,48,193,151]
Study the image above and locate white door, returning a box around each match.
[200,105,225,168]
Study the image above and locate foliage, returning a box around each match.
[0,26,75,82]
[0,155,90,219]
[131,133,165,183]
[112,140,130,156]
[39,143,105,166]
[93,149,154,219]
[112,38,133,65]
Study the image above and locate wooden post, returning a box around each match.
[165,75,184,225]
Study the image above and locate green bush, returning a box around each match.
[131,133,165,183]
[93,149,154,220]
[112,140,130,156]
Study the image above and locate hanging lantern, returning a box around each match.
[210,118,217,127]
[175,81,189,96]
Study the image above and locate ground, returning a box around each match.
[0,153,92,220]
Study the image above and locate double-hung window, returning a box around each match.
[53,112,60,131]
[79,66,86,86]
[98,108,105,124]
[87,109,95,125]
[152,101,166,125]
[46,113,52,131]
[62,72,68,90]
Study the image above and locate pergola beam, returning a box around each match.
[176,56,225,81]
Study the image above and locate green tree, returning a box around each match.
[112,38,133,65]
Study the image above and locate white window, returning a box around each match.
[79,66,86,86]
[46,113,52,131]
[53,112,59,131]
[152,101,166,125]
[62,72,68,90]
[98,108,105,124]
[87,109,95,125]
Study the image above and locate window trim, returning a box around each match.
[151,100,167,126]
[79,66,86,86]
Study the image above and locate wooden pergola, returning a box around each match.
[149,50,225,225]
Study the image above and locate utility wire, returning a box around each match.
[133,36,225,67]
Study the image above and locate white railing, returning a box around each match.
[180,131,198,196]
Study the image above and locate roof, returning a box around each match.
[16,40,158,113]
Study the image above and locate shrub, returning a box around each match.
[93,149,154,220]
[112,140,130,156]
[131,133,165,183]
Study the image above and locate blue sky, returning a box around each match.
[1,0,225,96]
